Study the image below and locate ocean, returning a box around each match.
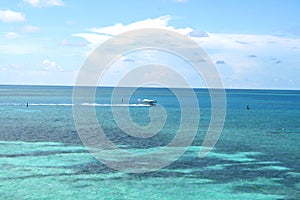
[0,85,299,199]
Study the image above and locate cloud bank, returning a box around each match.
[73,16,300,89]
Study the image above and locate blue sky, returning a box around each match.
[0,0,300,89]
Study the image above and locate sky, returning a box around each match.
[0,0,300,89]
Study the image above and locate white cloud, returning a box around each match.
[74,15,192,48]
[90,15,172,35]
[0,10,26,23]
[42,59,63,71]
[5,32,19,39]
[175,0,189,2]
[23,25,41,33]
[23,0,64,8]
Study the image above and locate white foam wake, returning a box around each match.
[0,103,152,107]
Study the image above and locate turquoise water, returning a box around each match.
[0,85,299,199]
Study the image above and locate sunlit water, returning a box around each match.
[0,85,299,199]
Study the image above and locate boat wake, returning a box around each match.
[0,103,152,107]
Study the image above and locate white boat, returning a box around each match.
[138,98,157,105]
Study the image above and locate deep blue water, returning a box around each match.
[0,85,299,199]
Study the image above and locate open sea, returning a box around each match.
[0,85,299,199]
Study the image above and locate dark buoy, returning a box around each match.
[246,104,250,110]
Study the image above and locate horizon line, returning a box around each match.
[0,83,299,91]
